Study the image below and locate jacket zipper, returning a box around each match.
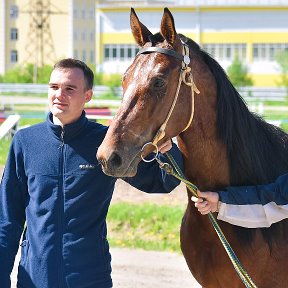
[59,128,65,149]
[58,127,66,287]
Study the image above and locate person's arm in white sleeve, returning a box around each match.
[192,173,288,228]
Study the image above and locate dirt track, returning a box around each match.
[12,246,200,288]
[113,179,189,205]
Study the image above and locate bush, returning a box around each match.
[227,56,253,88]
[275,50,288,92]
[37,65,54,83]
[94,72,122,97]
[0,64,53,84]
[0,63,122,89]
[0,65,32,83]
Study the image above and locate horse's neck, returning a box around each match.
[177,129,230,191]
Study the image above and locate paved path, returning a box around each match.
[11,248,201,288]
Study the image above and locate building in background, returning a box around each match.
[96,0,288,87]
[0,0,95,77]
[0,0,288,87]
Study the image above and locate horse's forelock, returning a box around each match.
[147,33,164,46]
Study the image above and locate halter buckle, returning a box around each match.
[183,55,190,65]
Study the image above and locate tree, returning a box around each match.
[275,50,288,92]
[227,56,253,88]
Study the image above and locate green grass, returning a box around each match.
[244,98,288,106]
[19,118,44,126]
[0,92,47,97]
[263,100,288,106]
[282,123,288,131]
[0,138,11,165]
[0,118,43,165]
[107,203,184,253]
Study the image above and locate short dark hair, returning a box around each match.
[53,58,94,90]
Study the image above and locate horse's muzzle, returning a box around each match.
[96,148,139,178]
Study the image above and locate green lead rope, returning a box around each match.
[156,152,258,288]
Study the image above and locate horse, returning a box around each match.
[97,7,288,288]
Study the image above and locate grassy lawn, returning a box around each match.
[0,92,47,97]
[107,202,184,253]
[0,138,11,165]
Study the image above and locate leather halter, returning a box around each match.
[137,42,200,146]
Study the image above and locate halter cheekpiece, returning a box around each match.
[137,41,200,146]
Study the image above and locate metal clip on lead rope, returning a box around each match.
[141,142,159,163]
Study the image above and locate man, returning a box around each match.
[193,173,288,228]
[0,58,182,288]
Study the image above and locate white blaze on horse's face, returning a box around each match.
[122,79,136,104]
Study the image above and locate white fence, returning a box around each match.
[0,84,287,100]
[0,96,121,112]
[0,83,123,97]
[238,87,287,101]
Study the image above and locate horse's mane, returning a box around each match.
[202,50,288,185]
[180,34,288,246]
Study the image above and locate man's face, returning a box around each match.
[48,67,92,126]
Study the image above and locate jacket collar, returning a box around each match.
[47,111,88,141]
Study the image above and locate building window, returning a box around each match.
[10,5,19,19]
[253,43,288,62]
[203,43,247,62]
[104,44,140,61]
[10,50,18,63]
[127,47,132,58]
[120,47,125,59]
[112,47,117,58]
[104,47,110,60]
[10,28,18,40]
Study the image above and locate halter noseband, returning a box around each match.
[137,42,200,146]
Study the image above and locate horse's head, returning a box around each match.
[97,8,200,177]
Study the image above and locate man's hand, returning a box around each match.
[191,190,220,214]
[158,139,173,154]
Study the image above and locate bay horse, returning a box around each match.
[97,8,288,288]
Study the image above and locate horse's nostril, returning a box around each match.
[110,152,122,168]
[98,158,107,170]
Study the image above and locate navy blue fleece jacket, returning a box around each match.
[217,173,288,228]
[0,112,182,288]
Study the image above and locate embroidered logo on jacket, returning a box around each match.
[79,164,96,170]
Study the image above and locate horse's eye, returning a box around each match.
[153,78,165,89]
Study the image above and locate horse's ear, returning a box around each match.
[160,7,177,46]
[130,8,152,47]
